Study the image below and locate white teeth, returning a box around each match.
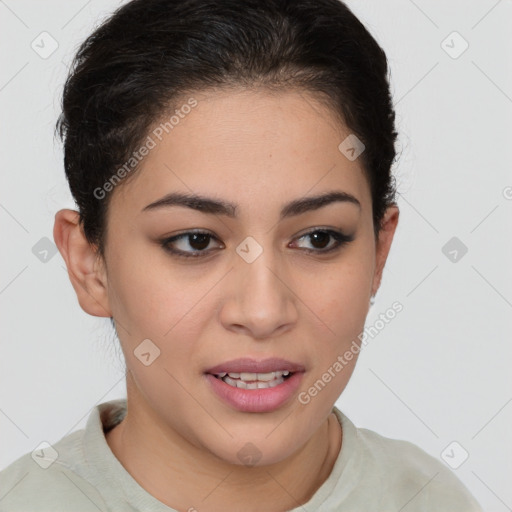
[255,372,275,382]
[230,371,291,382]
[214,369,293,390]
[269,377,284,387]
[220,374,286,390]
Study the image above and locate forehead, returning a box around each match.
[109,88,371,218]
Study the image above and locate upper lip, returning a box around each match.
[205,357,306,375]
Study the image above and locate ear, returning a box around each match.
[53,209,112,317]
[371,205,400,298]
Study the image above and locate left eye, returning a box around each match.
[160,229,353,258]
[292,229,353,253]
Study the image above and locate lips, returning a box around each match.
[204,358,306,412]
[205,357,306,375]
[205,371,304,412]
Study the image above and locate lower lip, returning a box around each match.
[205,372,304,413]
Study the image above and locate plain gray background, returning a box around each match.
[1,0,511,509]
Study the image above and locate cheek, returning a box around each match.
[106,253,223,392]
[298,250,372,401]
[309,260,373,338]
[106,244,207,339]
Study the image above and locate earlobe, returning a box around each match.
[371,205,400,298]
[53,209,112,318]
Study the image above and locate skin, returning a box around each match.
[54,87,399,512]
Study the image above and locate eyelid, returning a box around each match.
[291,227,354,253]
[159,227,354,259]
[160,229,223,258]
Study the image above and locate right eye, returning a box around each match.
[160,230,224,258]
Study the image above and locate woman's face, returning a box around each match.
[99,88,397,465]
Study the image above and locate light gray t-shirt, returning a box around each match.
[0,399,482,511]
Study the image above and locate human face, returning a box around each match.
[102,88,387,466]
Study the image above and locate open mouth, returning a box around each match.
[212,370,294,390]
[205,360,305,412]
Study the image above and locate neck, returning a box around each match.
[106,374,342,512]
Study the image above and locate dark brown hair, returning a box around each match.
[56,0,398,257]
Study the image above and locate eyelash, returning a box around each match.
[159,228,354,259]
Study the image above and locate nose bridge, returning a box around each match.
[237,236,284,305]
[222,234,298,337]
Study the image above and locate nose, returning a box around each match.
[219,242,299,340]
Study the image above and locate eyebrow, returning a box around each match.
[142,190,361,220]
